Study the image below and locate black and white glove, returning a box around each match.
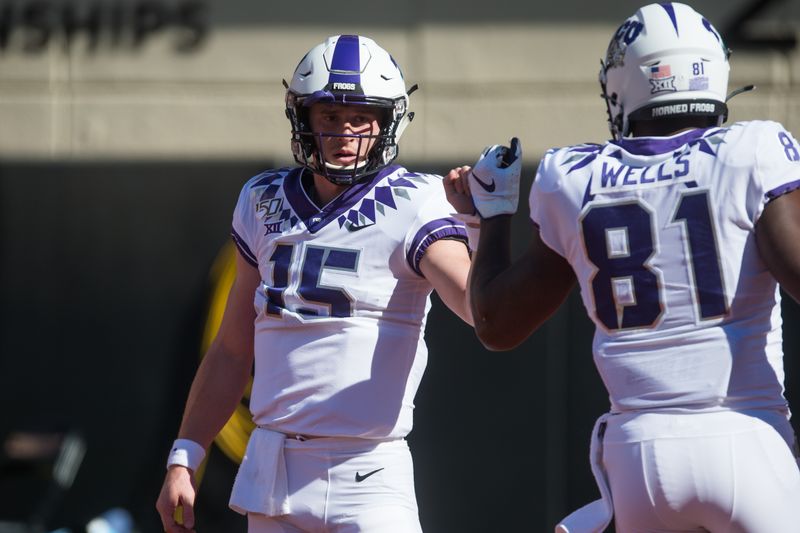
[468,137,522,219]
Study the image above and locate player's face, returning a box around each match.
[308,103,383,167]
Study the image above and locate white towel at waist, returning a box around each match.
[555,413,613,533]
[229,427,291,517]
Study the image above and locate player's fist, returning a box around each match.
[443,165,475,215]
[156,466,197,533]
[468,137,522,219]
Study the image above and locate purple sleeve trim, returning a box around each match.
[765,178,800,202]
[406,218,468,276]
[231,228,258,267]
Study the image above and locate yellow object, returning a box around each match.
[201,242,255,465]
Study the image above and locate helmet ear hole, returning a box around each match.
[377,108,393,131]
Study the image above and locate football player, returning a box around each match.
[156,35,473,533]
[452,3,800,531]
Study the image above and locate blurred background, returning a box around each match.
[0,0,798,531]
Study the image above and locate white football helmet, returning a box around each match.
[599,3,730,139]
[285,35,415,185]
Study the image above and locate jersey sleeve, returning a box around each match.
[231,180,259,268]
[529,150,569,258]
[752,121,800,224]
[404,176,468,277]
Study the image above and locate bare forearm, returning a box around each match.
[470,218,576,350]
[470,215,535,349]
[420,239,474,326]
[470,215,514,321]
[177,340,253,450]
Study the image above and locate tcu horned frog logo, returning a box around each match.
[605,19,644,69]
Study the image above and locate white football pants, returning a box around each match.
[247,437,422,533]
[602,409,800,532]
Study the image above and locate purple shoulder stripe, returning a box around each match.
[406,218,468,276]
[765,178,800,202]
[231,228,258,267]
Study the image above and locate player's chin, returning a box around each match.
[328,155,361,167]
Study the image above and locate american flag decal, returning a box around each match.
[648,64,677,94]
[650,65,672,78]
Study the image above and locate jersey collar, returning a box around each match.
[611,127,713,156]
[284,165,401,233]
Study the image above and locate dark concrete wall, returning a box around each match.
[0,160,797,532]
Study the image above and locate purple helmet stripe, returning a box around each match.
[328,35,361,85]
[702,18,721,42]
[659,3,679,36]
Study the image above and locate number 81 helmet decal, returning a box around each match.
[285,35,416,185]
[600,3,735,140]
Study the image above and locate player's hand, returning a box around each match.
[156,465,198,533]
[468,137,522,218]
[443,165,476,215]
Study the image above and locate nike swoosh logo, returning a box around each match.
[347,221,376,232]
[472,172,496,192]
[355,468,384,482]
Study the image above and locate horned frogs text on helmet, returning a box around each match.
[599,3,731,140]
[284,35,415,185]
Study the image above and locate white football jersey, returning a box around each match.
[531,120,800,412]
[231,165,466,438]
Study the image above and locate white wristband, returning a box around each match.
[166,438,206,471]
